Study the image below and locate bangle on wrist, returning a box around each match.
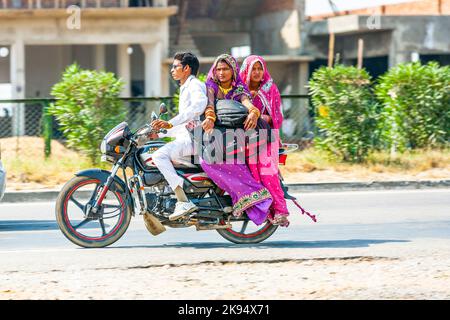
[206,116,216,122]
[205,106,215,114]
[250,107,260,118]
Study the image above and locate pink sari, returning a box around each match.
[240,55,289,222]
[201,54,273,226]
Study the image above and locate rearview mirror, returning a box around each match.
[159,103,168,115]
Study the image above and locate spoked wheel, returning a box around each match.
[55,176,131,248]
[216,215,278,244]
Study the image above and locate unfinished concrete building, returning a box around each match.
[305,0,450,77]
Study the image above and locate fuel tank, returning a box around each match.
[137,141,166,169]
[137,140,201,170]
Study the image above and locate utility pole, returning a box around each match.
[328,33,335,67]
[357,38,364,69]
[327,0,339,68]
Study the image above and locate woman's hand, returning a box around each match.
[243,111,259,131]
[202,118,215,134]
[241,97,260,131]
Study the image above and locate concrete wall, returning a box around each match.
[179,0,307,57]
[251,0,305,55]
[388,16,450,66]
[307,31,393,60]
[193,33,250,57]
[0,8,175,99]
[0,16,168,45]
[309,0,450,20]
[26,45,67,97]
[305,15,450,67]
[352,0,450,15]
[22,44,148,97]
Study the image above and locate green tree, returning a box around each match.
[49,64,126,164]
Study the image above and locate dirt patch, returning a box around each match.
[1,137,98,191]
[0,255,448,300]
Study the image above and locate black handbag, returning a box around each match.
[214,99,274,142]
[214,99,248,128]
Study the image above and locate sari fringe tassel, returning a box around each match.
[291,199,317,223]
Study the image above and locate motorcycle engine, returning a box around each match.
[145,193,176,215]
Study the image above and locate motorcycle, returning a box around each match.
[55,104,311,248]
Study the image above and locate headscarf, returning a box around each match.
[206,54,251,102]
[239,55,284,129]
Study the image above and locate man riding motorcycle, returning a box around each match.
[151,52,208,221]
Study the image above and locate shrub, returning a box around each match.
[375,62,450,151]
[309,65,379,162]
[49,64,126,164]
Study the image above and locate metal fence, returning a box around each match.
[0,95,315,157]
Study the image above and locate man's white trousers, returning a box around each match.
[152,137,194,191]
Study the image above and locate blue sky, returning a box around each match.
[305,0,417,15]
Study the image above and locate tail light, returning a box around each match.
[279,154,287,165]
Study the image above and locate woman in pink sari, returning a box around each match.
[240,55,290,227]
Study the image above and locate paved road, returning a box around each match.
[1,189,449,299]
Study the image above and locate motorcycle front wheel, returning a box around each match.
[55,176,132,248]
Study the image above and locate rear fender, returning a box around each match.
[279,177,297,200]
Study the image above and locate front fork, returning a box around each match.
[128,174,148,215]
[88,161,123,216]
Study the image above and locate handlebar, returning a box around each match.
[129,124,167,145]
[280,143,299,153]
[134,124,167,137]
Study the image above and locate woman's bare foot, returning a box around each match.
[271,214,290,227]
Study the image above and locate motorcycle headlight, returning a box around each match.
[100,140,107,154]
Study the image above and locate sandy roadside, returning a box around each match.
[1,240,449,300]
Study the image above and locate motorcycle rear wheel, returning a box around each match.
[216,218,278,244]
[55,176,132,248]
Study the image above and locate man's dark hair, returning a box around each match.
[173,52,200,76]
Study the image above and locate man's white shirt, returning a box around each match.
[167,75,207,139]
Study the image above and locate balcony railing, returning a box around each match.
[0,0,168,9]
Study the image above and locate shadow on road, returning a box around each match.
[0,220,100,232]
[0,220,58,232]
[111,239,410,250]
